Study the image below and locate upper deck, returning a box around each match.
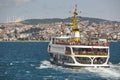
[50,36,109,47]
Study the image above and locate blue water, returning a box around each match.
[0,42,120,80]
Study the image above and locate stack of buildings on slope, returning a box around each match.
[0,19,120,42]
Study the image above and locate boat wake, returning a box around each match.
[37,60,120,80]
[85,64,120,80]
[36,60,54,69]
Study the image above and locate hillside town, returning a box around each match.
[0,20,120,42]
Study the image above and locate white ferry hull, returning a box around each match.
[48,44,110,68]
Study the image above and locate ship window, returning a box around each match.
[73,48,80,54]
[49,53,54,58]
[93,57,107,64]
[63,56,74,63]
[65,47,71,55]
[72,48,108,55]
[73,48,92,55]
[94,48,108,55]
[75,57,91,64]
[57,55,74,63]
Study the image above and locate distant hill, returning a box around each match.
[21,16,119,25]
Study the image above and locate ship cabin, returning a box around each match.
[50,36,71,45]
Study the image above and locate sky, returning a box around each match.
[0,0,120,23]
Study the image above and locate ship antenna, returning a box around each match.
[73,4,78,29]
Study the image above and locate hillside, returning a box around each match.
[21,16,119,25]
[0,16,120,42]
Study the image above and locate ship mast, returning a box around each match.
[72,5,78,29]
[71,5,81,42]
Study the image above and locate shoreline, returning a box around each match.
[0,40,119,43]
[0,40,50,42]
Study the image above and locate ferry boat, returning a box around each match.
[47,5,110,68]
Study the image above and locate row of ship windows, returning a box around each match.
[75,57,107,64]
[66,47,108,55]
[48,46,108,56]
[49,53,107,64]
[49,53,74,63]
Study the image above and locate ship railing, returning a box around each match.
[54,41,109,46]
[65,51,108,56]
[55,42,70,45]
[72,52,108,56]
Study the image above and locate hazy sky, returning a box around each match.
[0,0,120,23]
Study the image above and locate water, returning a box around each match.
[0,42,120,80]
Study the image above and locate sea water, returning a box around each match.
[0,42,120,80]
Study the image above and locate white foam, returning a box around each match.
[10,62,13,65]
[84,65,120,80]
[36,60,120,80]
[36,60,52,69]
[26,71,30,73]
[36,60,70,72]
[30,64,35,67]
[36,60,61,69]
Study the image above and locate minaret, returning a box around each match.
[71,5,81,42]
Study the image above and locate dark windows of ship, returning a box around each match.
[75,57,91,64]
[65,47,71,55]
[49,53,53,58]
[72,48,108,55]
[75,57,107,64]
[49,53,74,64]
[60,55,74,63]
[52,37,70,45]
[93,57,107,64]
